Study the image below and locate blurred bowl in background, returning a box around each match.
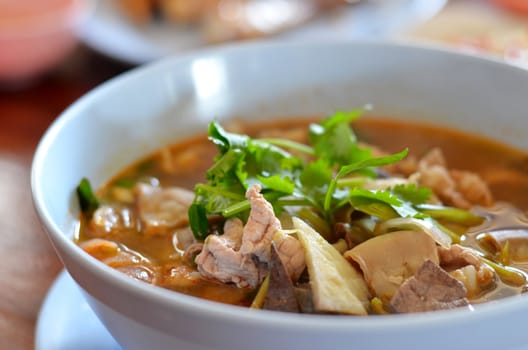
[0,0,93,84]
[492,0,528,14]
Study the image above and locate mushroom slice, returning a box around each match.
[344,230,439,303]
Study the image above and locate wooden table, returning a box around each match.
[0,46,132,350]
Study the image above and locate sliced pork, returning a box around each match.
[135,183,194,235]
[195,184,306,288]
[438,244,496,297]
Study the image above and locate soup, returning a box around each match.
[75,112,528,315]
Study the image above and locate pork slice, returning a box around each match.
[418,164,471,209]
[390,259,470,313]
[195,185,305,288]
[80,238,158,284]
[195,230,263,288]
[274,233,306,282]
[240,184,282,262]
[135,183,194,235]
[438,244,496,296]
[416,148,493,209]
[450,170,493,207]
[89,205,136,236]
[173,226,196,252]
[438,244,484,270]
[420,148,447,168]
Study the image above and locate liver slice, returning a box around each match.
[390,259,470,313]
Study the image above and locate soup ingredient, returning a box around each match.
[263,243,300,313]
[189,112,413,241]
[294,217,369,315]
[478,229,528,262]
[75,112,528,314]
[195,184,305,288]
[394,148,493,210]
[438,244,496,298]
[79,238,157,284]
[135,183,194,235]
[77,177,100,219]
[390,259,470,313]
[345,230,439,303]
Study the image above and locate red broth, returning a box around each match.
[76,117,528,311]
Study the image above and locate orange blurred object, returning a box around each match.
[0,0,92,83]
[492,0,528,14]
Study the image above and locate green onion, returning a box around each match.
[76,178,99,219]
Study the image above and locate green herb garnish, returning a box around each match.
[76,178,100,219]
[188,110,479,242]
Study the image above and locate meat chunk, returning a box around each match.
[195,219,263,288]
[390,259,470,313]
[241,185,305,280]
[80,238,157,284]
[344,230,439,303]
[89,205,136,236]
[438,244,486,270]
[450,170,493,207]
[173,226,196,252]
[240,184,282,261]
[157,264,203,290]
[438,244,495,297]
[263,243,300,313]
[416,148,493,209]
[135,183,194,235]
[274,232,306,282]
[195,185,305,288]
[418,161,471,209]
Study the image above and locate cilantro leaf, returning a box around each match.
[309,110,372,166]
[299,159,333,189]
[349,188,402,207]
[189,111,420,242]
[208,121,248,153]
[348,188,401,220]
[189,203,209,240]
[392,184,432,205]
[257,174,295,194]
[324,149,409,212]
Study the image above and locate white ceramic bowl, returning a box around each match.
[31,41,528,350]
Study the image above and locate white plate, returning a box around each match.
[35,270,122,350]
[79,0,447,64]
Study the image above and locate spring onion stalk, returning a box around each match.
[222,197,313,218]
[416,204,484,226]
[436,222,462,244]
[370,297,389,315]
[481,257,526,286]
[250,275,270,309]
[499,240,511,266]
[296,207,332,239]
[257,138,315,155]
[76,178,100,219]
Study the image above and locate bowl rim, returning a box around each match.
[31,38,528,330]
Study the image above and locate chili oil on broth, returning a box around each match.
[75,117,528,309]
